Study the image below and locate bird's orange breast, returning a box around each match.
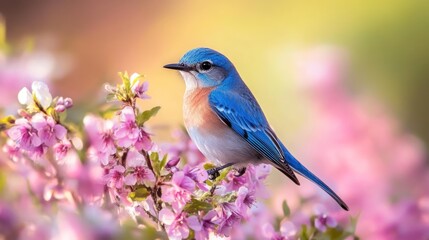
[183,87,224,132]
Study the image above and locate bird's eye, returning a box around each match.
[199,61,212,71]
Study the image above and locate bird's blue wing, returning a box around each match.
[208,90,299,185]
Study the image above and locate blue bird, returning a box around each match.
[164,48,349,211]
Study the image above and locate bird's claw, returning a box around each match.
[207,169,220,180]
[234,167,246,177]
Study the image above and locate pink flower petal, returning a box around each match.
[186,215,202,231]
[159,208,175,225]
[124,174,137,186]
[54,124,67,139]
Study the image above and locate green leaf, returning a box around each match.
[0,115,15,131]
[150,152,161,176]
[324,227,346,240]
[129,187,150,201]
[99,106,121,119]
[0,170,6,194]
[136,106,161,125]
[186,230,195,240]
[106,93,116,102]
[120,71,131,91]
[299,224,310,240]
[346,215,360,240]
[203,162,216,170]
[282,200,290,217]
[159,154,168,170]
[183,199,213,214]
[215,167,230,183]
[221,192,236,202]
[47,107,60,122]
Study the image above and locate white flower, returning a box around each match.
[17,81,52,109]
[18,87,33,105]
[130,72,142,85]
[130,73,142,93]
[32,81,52,109]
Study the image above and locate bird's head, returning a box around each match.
[164,48,238,90]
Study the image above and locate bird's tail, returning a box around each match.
[280,143,349,211]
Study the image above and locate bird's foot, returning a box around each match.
[207,169,220,180]
[234,167,246,177]
[207,162,235,180]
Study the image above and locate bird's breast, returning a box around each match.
[183,88,257,165]
[183,87,222,132]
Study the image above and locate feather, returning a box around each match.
[209,89,300,185]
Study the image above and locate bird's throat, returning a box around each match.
[179,71,199,91]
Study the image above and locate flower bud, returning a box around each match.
[55,105,66,113]
[166,156,180,168]
[64,97,73,108]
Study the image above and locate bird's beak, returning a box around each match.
[163,63,193,71]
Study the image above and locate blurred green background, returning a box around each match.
[1,0,428,148]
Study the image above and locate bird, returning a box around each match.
[164,47,349,211]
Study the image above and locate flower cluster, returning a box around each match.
[0,72,357,239]
[1,80,117,239]
[6,81,69,160]
[87,72,280,239]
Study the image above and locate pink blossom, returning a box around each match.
[43,181,68,201]
[84,115,116,165]
[131,81,150,99]
[31,113,67,146]
[183,165,208,190]
[104,165,126,189]
[134,128,152,151]
[187,210,218,240]
[136,196,157,219]
[245,164,271,196]
[96,127,116,156]
[379,200,429,239]
[291,47,429,239]
[7,118,42,151]
[172,171,195,192]
[279,220,297,239]
[225,172,248,192]
[230,201,276,239]
[55,206,119,240]
[31,144,48,159]
[159,209,190,240]
[87,147,115,167]
[314,213,337,232]
[161,171,194,211]
[217,202,243,236]
[114,106,139,148]
[67,161,104,201]
[313,204,338,232]
[235,186,256,216]
[0,202,20,239]
[111,187,133,207]
[2,139,22,162]
[124,157,155,186]
[53,140,72,161]
[224,164,271,197]
[256,217,297,240]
